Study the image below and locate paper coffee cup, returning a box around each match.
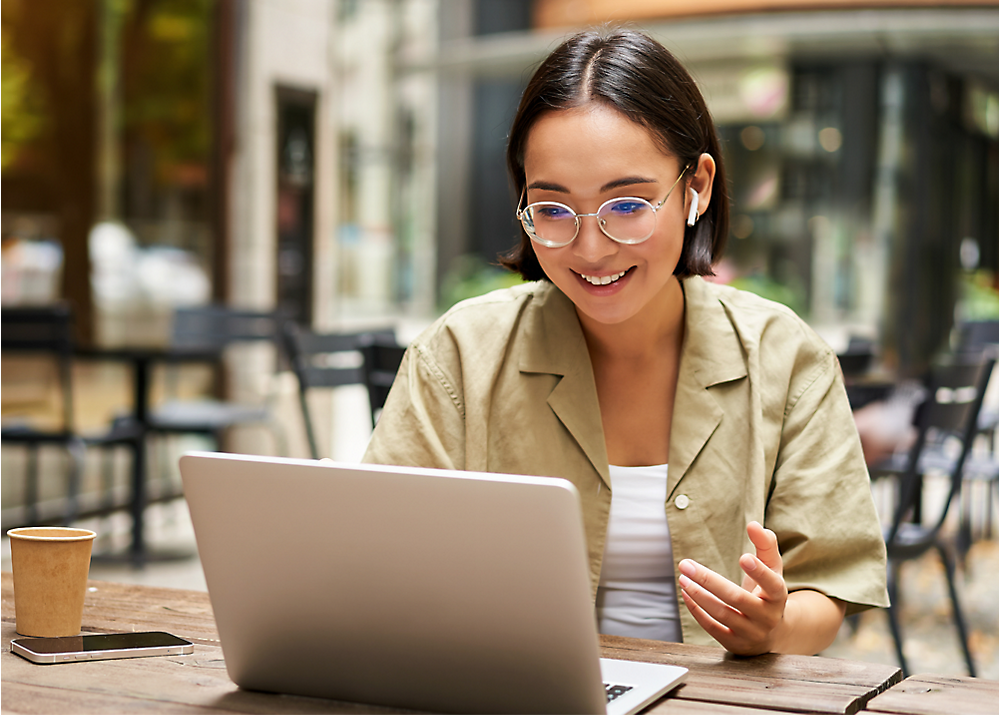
[7,527,97,637]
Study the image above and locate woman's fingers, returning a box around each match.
[678,562,742,621]
[680,588,740,646]
[678,524,790,655]
[678,559,779,628]
[677,566,773,654]
[739,552,787,601]
[746,522,782,575]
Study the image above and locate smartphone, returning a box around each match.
[11,631,194,664]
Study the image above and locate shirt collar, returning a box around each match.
[517,276,748,386]
[515,277,748,488]
[518,281,586,377]
[679,275,749,387]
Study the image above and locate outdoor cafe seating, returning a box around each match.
[4,302,997,687]
[281,322,404,460]
[1,305,86,528]
[1,304,408,564]
[867,349,997,677]
[148,305,287,454]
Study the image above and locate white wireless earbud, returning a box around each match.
[687,187,699,227]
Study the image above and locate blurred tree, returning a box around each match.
[1,32,48,171]
[1,0,98,343]
[120,0,213,222]
[1,0,217,341]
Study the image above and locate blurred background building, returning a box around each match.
[3,0,996,349]
[4,0,997,364]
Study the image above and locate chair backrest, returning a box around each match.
[1,305,75,433]
[954,319,998,356]
[838,336,876,378]
[163,306,283,402]
[887,353,996,546]
[361,336,408,427]
[282,323,396,459]
[170,306,281,351]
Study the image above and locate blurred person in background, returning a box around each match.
[364,29,888,656]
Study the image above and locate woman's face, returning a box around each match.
[522,104,703,330]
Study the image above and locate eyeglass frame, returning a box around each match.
[515,163,692,248]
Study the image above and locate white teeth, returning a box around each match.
[581,271,626,286]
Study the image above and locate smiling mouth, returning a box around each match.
[579,268,631,286]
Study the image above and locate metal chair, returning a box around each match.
[1,305,85,528]
[952,324,999,558]
[282,323,396,459]
[361,335,407,427]
[838,336,877,379]
[870,351,996,677]
[149,306,287,453]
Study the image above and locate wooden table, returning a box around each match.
[864,674,997,715]
[2,573,994,714]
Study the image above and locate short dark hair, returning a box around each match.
[500,29,729,281]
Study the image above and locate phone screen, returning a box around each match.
[12,631,193,663]
[16,632,190,653]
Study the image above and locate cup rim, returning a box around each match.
[7,527,97,542]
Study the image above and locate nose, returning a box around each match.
[571,213,617,262]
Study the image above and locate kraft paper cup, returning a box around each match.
[7,527,96,637]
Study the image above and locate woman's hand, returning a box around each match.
[677,522,846,655]
[677,521,787,655]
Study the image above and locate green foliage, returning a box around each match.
[439,254,524,312]
[1,31,48,171]
[1,0,213,185]
[957,270,999,320]
[123,0,214,176]
[729,273,807,316]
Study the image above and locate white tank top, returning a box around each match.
[596,463,681,642]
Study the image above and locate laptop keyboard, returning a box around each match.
[605,683,634,703]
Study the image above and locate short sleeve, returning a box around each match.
[767,352,890,615]
[362,344,467,471]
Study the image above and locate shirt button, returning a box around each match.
[674,494,690,510]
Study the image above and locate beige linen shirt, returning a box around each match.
[364,276,889,646]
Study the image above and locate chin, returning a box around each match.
[574,302,643,327]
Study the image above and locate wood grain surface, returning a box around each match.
[0,572,928,715]
[864,674,998,715]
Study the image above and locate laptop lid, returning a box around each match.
[179,452,685,714]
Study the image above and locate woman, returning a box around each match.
[364,29,888,655]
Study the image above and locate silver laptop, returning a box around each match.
[179,451,687,714]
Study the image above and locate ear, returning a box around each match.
[686,153,716,223]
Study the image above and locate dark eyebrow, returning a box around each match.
[526,176,659,194]
[526,180,568,192]
[600,176,658,192]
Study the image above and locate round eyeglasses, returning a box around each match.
[516,165,690,248]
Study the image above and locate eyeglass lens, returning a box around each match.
[522,198,656,246]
